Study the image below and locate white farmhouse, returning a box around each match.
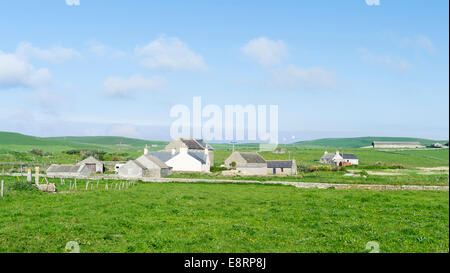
[320,151,343,165]
[148,146,210,173]
[320,151,359,166]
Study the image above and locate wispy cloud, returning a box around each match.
[15,42,80,64]
[273,65,337,90]
[87,41,127,59]
[365,0,380,6]
[0,50,52,88]
[135,36,207,71]
[241,37,287,67]
[65,0,80,6]
[358,48,411,72]
[411,35,435,54]
[103,74,166,98]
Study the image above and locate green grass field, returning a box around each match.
[0,176,448,253]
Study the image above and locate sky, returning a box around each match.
[0,0,448,142]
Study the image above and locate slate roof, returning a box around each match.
[188,151,208,164]
[320,153,335,161]
[47,164,81,173]
[148,151,176,162]
[340,153,358,160]
[131,159,147,170]
[78,156,102,164]
[267,160,293,168]
[180,138,204,150]
[238,152,266,164]
[195,139,214,150]
[137,155,170,169]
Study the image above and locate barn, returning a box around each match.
[224,152,267,176]
[78,156,104,173]
[267,159,297,175]
[118,155,172,178]
[372,141,423,148]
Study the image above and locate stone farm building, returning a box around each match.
[78,156,104,173]
[372,141,423,148]
[320,151,359,166]
[267,159,298,175]
[165,138,214,165]
[118,154,172,178]
[46,156,104,177]
[224,152,298,176]
[225,152,267,176]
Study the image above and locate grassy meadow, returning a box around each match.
[0,132,449,253]
[0,176,448,253]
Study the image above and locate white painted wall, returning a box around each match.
[166,153,203,172]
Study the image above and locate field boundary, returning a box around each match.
[1,173,448,191]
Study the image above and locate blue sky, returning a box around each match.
[0,0,448,142]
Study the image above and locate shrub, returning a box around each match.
[8,181,38,192]
[210,166,228,172]
[30,149,44,156]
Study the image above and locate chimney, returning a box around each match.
[144,144,149,155]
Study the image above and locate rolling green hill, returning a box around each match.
[1,131,448,152]
[0,132,165,152]
[291,137,448,148]
[48,136,167,148]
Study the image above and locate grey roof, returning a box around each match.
[320,153,335,160]
[340,153,358,159]
[188,151,207,164]
[267,160,293,168]
[238,152,266,163]
[137,155,170,169]
[47,164,81,173]
[195,139,213,150]
[180,138,204,149]
[131,160,147,170]
[148,151,176,162]
[372,141,421,145]
[78,156,102,165]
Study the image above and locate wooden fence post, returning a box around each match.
[1,180,4,198]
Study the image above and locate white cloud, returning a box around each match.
[0,51,52,88]
[66,0,80,6]
[241,37,287,67]
[273,65,336,90]
[87,41,126,59]
[135,36,207,71]
[365,0,380,6]
[414,35,435,54]
[358,48,411,72]
[103,74,166,97]
[16,42,80,64]
[106,124,142,138]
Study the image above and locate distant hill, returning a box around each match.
[292,137,448,148]
[48,136,167,148]
[0,132,166,152]
[1,131,447,152]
